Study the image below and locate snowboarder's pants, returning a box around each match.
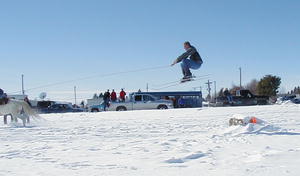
[181,59,202,76]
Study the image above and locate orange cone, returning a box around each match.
[250,117,257,124]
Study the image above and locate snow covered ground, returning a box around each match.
[1,104,300,176]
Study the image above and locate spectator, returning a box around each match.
[119,89,126,102]
[111,89,117,102]
[103,90,110,111]
[0,89,7,99]
[0,88,4,98]
[224,88,233,104]
[178,97,185,108]
[24,96,32,107]
[0,89,8,105]
[80,101,85,108]
[93,93,98,99]
[99,93,104,98]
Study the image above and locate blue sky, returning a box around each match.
[0,0,299,102]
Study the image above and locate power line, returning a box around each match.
[152,74,212,88]
[9,65,170,94]
[151,76,211,90]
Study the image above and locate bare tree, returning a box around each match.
[245,79,258,94]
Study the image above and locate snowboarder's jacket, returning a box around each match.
[0,89,3,96]
[175,46,203,64]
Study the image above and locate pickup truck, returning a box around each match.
[216,90,269,106]
[107,93,173,111]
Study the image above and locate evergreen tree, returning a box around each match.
[290,86,300,94]
[257,75,281,96]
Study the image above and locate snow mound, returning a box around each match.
[276,99,295,105]
[224,114,286,136]
[165,152,207,164]
[224,123,298,136]
[243,123,281,134]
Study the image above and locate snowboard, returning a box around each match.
[180,76,196,83]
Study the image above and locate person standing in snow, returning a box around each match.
[80,101,85,108]
[110,89,117,102]
[178,97,185,108]
[103,90,111,111]
[24,96,32,107]
[0,88,8,105]
[119,89,126,102]
[224,88,233,104]
[171,41,203,80]
[0,88,5,98]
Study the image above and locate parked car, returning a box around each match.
[40,103,86,114]
[282,95,297,101]
[31,100,56,112]
[216,90,270,106]
[277,95,300,104]
[107,93,173,111]
[292,98,300,104]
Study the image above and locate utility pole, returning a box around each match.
[21,74,25,95]
[74,86,77,105]
[239,67,242,89]
[214,81,217,103]
[205,80,213,102]
[146,83,149,92]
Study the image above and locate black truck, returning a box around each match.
[216,89,269,106]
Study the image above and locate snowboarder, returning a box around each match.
[111,89,117,102]
[171,41,203,82]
